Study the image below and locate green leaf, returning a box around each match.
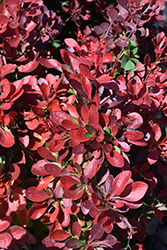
[85,132,92,138]
[103,127,111,136]
[122,56,135,70]
[125,60,135,70]
[52,40,62,48]
[121,55,129,69]
[131,58,140,63]
[129,41,138,55]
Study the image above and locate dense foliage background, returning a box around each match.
[0,0,167,249]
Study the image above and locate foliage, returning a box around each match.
[0,0,167,249]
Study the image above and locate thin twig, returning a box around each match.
[113,4,150,70]
[105,14,120,39]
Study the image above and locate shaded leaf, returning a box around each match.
[37,147,55,161]
[90,223,104,242]
[120,182,148,202]
[106,150,124,168]
[44,164,62,177]
[31,160,49,176]
[111,171,131,197]
[50,229,71,241]
[79,64,94,80]
[65,238,84,249]
[27,202,48,220]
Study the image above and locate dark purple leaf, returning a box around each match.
[65,238,83,249]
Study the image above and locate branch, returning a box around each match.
[113,4,150,70]
[105,14,120,39]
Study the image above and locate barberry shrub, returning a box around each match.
[0,0,167,249]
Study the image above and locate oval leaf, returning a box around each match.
[26,186,50,202]
[27,202,48,220]
[50,229,71,241]
[0,232,12,248]
[120,181,148,202]
[0,127,14,148]
[84,158,98,179]
[65,238,83,249]
[18,61,39,73]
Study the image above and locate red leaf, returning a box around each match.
[38,58,62,72]
[106,150,124,168]
[96,74,110,83]
[147,150,159,165]
[32,106,45,117]
[65,38,80,49]
[154,207,164,220]
[69,127,90,142]
[51,110,70,125]
[127,138,147,146]
[63,187,82,199]
[0,232,12,248]
[120,181,148,202]
[81,76,92,99]
[0,79,11,99]
[26,186,50,202]
[17,207,29,227]
[0,216,12,232]
[25,119,39,130]
[72,221,81,238]
[44,163,62,177]
[49,139,66,153]
[61,119,78,129]
[124,130,144,140]
[88,105,99,129]
[31,160,49,176]
[136,62,145,78]
[37,176,54,190]
[60,49,71,65]
[7,225,26,241]
[94,234,117,248]
[0,64,16,79]
[144,54,151,67]
[110,171,131,197]
[0,127,15,148]
[61,176,79,187]
[50,229,71,241]
[127,112,143,129]
[0,14,10,24]
[65,238,83,249]
[84,158,98,179]
[18,61,39,73]
[9,163,20,180]
[27,202,48,220]
[151,124,161,142]
[90,223,104,242]
[72,143,87,154]
[76,103,89,123]
[157,162,167,177]
[79,64,94,80]
[37,147,55,161]
[157,187,167,199]
[104,175,114,194]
